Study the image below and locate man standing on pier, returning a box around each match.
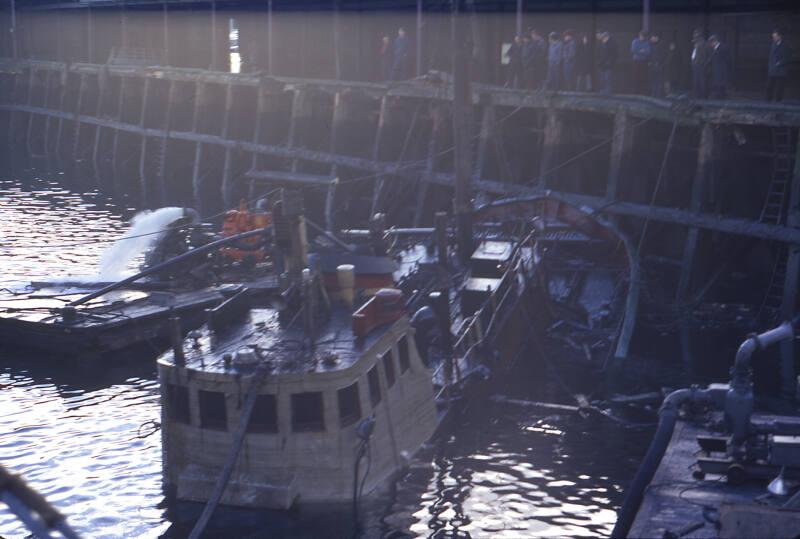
[562,30,578,91]
[576,34,592,91]
[505,34,524,88]
[524,29,547,90]
[390,27,410,81]
[691,31,709,99]
[767,29,791,102]
[630,30,652,94]
[545,32,563,91]
[648,32,666,97]
[708,35,732,99]
[378,35,392,81]
[596,31,616,94]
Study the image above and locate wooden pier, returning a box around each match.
[2,54,800,389]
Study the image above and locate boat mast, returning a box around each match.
[452,0,473,262]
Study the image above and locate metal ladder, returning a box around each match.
[759,127,795,317]
[759,127,794,224]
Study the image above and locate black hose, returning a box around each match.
[68,228,267,307]
[224,237,269,251]
[352,440,368,525]
[611,408,679,538]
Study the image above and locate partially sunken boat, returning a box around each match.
[158,195,539,510]
[475,194,640,366]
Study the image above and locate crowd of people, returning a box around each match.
[504,27,792,102]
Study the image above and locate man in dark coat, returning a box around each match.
[505,35,525,88]
[576,34,592,91]
[666,39,685,95]
[562,30,578,91]
[630,30,652,94]
[390,27,410,81]
[378,35,392,81]
[708,35,732,99]
[524,29,547,90]
[648,32,666,97]
[545,32,563,91]
[767,29,791,102]
[691,31,709,99]
[596,31,616,94]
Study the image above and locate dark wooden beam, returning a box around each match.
[780,132,800,399]
[10,102,800,246]
[606,111,632,201]
[4,58,800,127]
[246,169,334,186]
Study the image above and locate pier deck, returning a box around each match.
[630,413,800,538]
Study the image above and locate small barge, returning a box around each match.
[0,205,278,358]
[615,322,800,538]
[157,193,540,511]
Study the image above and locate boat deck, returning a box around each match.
[629,412,800,538]
[163,304,392,375]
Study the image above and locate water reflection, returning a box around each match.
[0,175,131,291]
[385,362,653,538]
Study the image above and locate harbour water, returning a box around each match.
[0,173,653,538]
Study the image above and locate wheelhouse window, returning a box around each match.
[337,382,362,428]
[291,392,325,432]
[382,349,396,387]
[367,365,382,407]
[166,384,190,425]
[248,394,278,434]
[198,390,228,431]
[398,336,410,373]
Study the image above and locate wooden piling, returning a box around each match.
[414,103,444,227]
[42,69,54,164]
[110,75,127,196]
[779,132,800,399]
[473,103,495,184]
[156,79,177,206]
[370,95,390,216]
[286,88,311,174]
[138,77,152,207]
[538,107,563,188]
[71,73,88,164]
[326,91,347,231]
[25,68,40,159]
[220,83,235,209]
[91,67,107,188]
[6,69,20,171]
[191,82,206,212]
[606,111,633,201]
[248,84,268,201]
[676,123,715,367]
[53,66,68,169]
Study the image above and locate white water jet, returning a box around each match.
[97,207,185,281]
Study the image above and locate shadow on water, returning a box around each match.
[380,357,654,538]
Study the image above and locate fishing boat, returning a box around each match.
[157,193,540,511]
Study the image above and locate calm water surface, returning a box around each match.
[0,175,651,538]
